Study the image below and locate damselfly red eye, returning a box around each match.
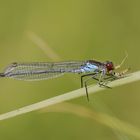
[105,61,114,71]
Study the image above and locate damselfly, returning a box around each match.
[0,55,129,101]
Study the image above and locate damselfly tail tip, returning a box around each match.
[0,73,5,78]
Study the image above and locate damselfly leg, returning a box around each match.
[81,73,111,101]
[81,68,129,101]
[81,73,99,101]
[81,73,97,88]
[101,68,130,85]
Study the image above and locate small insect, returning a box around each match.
[0,54,129,101]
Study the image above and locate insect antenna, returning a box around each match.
[115,51,128,69]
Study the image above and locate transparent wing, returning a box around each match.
[3,61,86,81]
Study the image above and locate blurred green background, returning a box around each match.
[0,0,140,140]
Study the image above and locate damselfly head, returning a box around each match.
[105,61,114,71]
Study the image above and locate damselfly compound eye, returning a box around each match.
[105,61,114,71]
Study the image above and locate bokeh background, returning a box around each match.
[0,0,140,140]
